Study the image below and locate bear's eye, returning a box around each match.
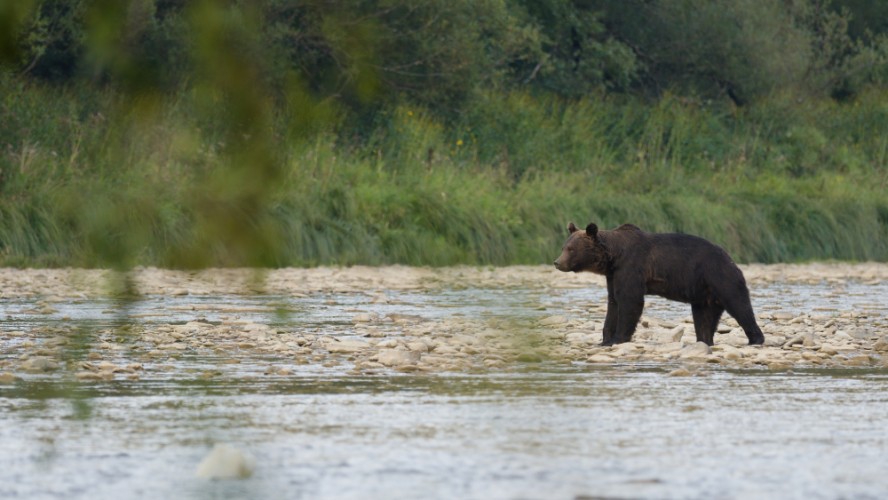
[568,248,574,253]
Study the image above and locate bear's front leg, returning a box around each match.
[614,292,644,344]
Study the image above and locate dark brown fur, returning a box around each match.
[554,222,765,346]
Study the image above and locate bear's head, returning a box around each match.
[553,222,609,274]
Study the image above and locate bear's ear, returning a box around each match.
[585,223,598,237]
[568,222,578,234]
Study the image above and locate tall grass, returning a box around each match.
[1,75,886,268]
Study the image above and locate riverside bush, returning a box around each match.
[1,1,886,267]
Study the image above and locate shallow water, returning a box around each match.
[5,279,888,334]
[3,368,888,499]
[2,279,888,499]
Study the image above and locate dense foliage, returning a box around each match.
[1,0,887,267]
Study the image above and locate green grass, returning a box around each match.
[1,75,886,268]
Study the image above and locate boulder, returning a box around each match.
[195,444,255,479]
[377,349,422,367]
[324,338,370,354]
[680,342,712,359]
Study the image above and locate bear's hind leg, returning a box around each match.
[691,302,724,346]
[725,302,765,345]
[720,291,765,345]
[710,274,766,346]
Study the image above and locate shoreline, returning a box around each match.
[1,263,887,380]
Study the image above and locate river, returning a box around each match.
[1,265,887,499]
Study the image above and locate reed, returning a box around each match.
[1,76,886,267]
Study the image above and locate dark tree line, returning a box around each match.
[3,0,887,117]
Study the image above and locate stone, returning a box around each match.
[668,367,692,377]
[324,339,370,354]
[431,344,460,355]
[195,444,255,479]
[783,333,806,349]
[612,343,642,356]
[539,315,568,326]
[587,354,614,363]
[21,357,60,373]
[767,361,793,370]
[565,332,592,344]
[845,355,872,367]
[669,326,685,342]
[516,352,544,363]
[819,344,839,355]
[801,351,823,362]
[653,342,684,353]
[680,342,712,359]
[802,332,818,347]
[849,327,872,340]
[0,372,20,383]
[353,313,374,323]
[714,345,743,360]
[377,349,422,367]
[449,334,478,346]
[872,336,888,352]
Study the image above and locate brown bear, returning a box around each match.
[554,222,765,346]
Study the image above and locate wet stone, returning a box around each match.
[324,339,370,354]
[539,315,568,326]
[195,444,255,480]
[20,357,60,373]
[587,354,614,363]
[1,264,887,374]
[377,349,422,367]
[668,367,693,377]
[680,342,712,359]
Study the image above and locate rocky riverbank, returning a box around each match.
[1,263,887,381]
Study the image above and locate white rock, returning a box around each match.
[324,339,370,354]
[431,344,460,355]
[195,444,255,479]
[669,326,685,342]
[714,345,744,360]
[783,333,806,349]
[21,357,60,372]
[375,339,399,348]
[653,342,684,353]
[449,334,478,346]
[406,341,430,353]
[819,344,839,355]
[802,332,818,347]
[680,342,712,359]
[834,331,853,342]
[539,315,568,326]
[565,332,592,344]
[668,367,693,377]
[377,349,421,367]
[613,343,642,356]
[353,313,374,323]
[848,327,872,340]
[587,354,614,363]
